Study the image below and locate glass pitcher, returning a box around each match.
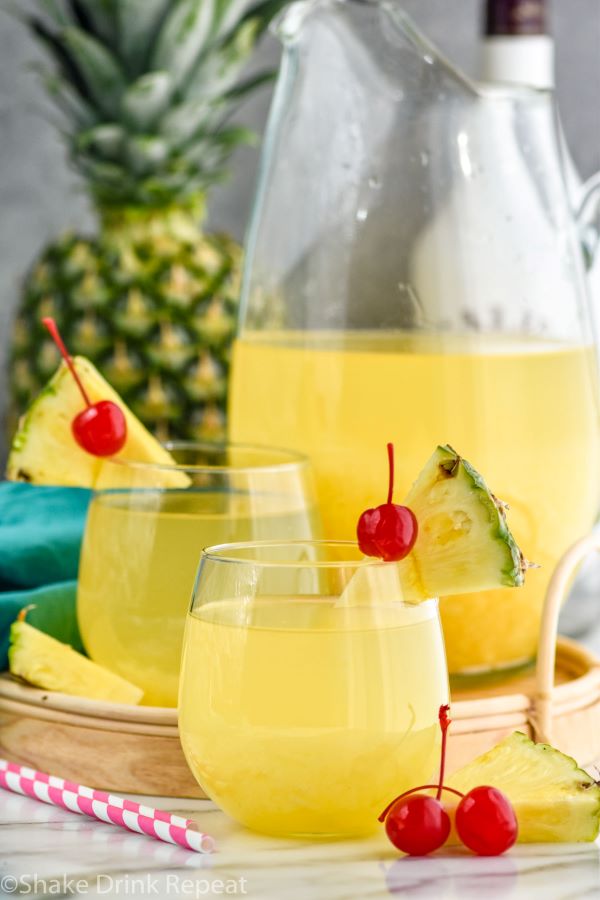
[229,0,600,676]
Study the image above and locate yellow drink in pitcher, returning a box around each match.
[78,490,318,706]
[179,598,448,836]
[230,332,600,673]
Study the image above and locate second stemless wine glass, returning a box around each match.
[179,540,449,837]
[77,443,318,706]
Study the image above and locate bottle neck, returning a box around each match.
[480,34,554,89]
[481,0,553,89]
[484,0,547,36]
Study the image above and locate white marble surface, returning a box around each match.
[2,791,600,899]
[3,623,600,899]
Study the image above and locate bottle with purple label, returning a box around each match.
[481,0,553,88]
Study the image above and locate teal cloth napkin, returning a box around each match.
[0,482,91,669]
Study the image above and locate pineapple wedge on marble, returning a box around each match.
[449,732,600,843]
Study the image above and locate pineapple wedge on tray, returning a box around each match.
[9,608,143,705]
[9,0,284,442]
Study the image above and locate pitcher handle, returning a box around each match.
[532,533,600,743]
[575,172,600,271]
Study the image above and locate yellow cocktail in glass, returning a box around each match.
[77,444,319,706]
[178,541,449,836]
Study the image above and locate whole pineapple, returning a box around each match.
[9,0,281,441]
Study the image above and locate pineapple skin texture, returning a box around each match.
[8,0,284,442]
[10,226,241,442]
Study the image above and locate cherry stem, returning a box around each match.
[378,783,464,822]
[17,604,36,623]
[42,317,91,407]
[437,704,451,802]
[387,442,394,505]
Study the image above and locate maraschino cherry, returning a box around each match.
[379,705,457,855]
[455,785,518,856]
[379,706,518,857]
[357,443,418,561]
[42,317,127,457]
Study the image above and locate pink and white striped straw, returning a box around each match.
[0,759,214,854]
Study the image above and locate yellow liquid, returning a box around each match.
[77,491,318,706]
[230,332,600,672]
[179,598,448,836]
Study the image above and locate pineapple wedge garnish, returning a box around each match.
[448,732,600,843]
[7,357,188,489]
[340,444,528,606]
[399,445,528,602]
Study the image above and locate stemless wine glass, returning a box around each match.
[77,443,318,707]
[179,540,449,837]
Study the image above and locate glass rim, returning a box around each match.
[99,441,311,476]
[202,539,419,571]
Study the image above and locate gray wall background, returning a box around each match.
[0,0,599,461]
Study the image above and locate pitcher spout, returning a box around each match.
[271,0,479,97]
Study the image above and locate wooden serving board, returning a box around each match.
[1,637,600,797]
[0,675,205,798]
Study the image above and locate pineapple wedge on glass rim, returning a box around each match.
[399,444,528,602]
[9,0,286,441]
[6,356,189,489]
[341,445,528,606]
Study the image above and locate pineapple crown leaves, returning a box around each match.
[23,0,287,209]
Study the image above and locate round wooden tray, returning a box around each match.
[1,535,600,796]
[0,677,205,797]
